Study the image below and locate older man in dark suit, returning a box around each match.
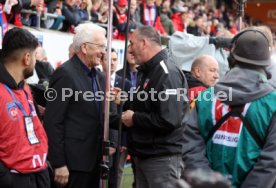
[44,23,108,188]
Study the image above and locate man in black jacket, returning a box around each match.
[121,26,190,188]
[44,23,107,188]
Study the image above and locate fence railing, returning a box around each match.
[21,9,65,29]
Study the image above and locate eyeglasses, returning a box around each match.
[85,42,107,50]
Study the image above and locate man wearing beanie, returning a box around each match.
[182,26,276,188]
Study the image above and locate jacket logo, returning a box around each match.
[143,79,150,89]
[212,100,245,147]
[6,102,19,121]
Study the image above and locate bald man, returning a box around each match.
[185,55,219,101]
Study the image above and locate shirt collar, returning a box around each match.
[78,58,97,78]
[111,73,116,87]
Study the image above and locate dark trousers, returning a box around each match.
[11,169,50,188]
[65,167,100,188]
[134,155,183,188]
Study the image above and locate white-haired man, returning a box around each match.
[44,23,107,188]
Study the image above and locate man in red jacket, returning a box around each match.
[0,28,49,188]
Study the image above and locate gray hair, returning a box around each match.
[73,23,106,52]
[136,26,161,46]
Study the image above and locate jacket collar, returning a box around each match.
[137,49,168,74]
[0,62,25,89]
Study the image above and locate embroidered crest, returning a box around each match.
[6,102,19,121]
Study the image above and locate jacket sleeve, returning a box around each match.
[62,4,82,26]
[10,0,31,13]
[241,113,276,188]
[132,70,189,132]
[44,67,73,168]
[182,107,211,170]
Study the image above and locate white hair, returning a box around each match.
[73,23,106,52]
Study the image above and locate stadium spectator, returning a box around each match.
[187,15,204,36]
[61,0,81,32]
[113,0,129,40]
[160,0,175,35]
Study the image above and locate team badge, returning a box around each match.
[6,102,19,121]
[143,79,150,89]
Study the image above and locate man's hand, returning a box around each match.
[122,110,134,127]
[120,146,127,153]
[54,166,69,187]
[110,87,122,105]
[37,105,45,116]
[109,147,116,155]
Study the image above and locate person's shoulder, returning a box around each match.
[116,68,124,76]
[96,69,105,78]
[161,58,182,74]
[50,60,74,83]
[116,74,131,84]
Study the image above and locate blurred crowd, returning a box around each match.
[1,0,275,39]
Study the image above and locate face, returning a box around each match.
[35,47,47,62]
[102,51,118,74]
[83,33,107,68]
[130,0,137,15]
[146,0,155,7]
[80,0,87,9]
[23,50,37,79]
[127,46,136,65]
[117,5,127,14]
[197,59,219,86]
[161,0,170,13]
[66,0,77,7]
[128,31,144,65]
[196,18,204,29]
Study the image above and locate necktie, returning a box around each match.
[89,68,100,110]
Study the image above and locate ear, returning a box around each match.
[23,52,31,66]
[193,67,201,78]
[81,43,87,55]
[141,38,147,48]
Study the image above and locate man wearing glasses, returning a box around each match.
[44,23,107,188]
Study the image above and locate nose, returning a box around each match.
[214,71,219,79]
[111,60,115,65]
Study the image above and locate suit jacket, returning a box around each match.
[35,60,55,84]
[44,55,106,172]
[114,74,132,93]
[116,65,142,89]
[109,74,132,148]
[116,65,132,84]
